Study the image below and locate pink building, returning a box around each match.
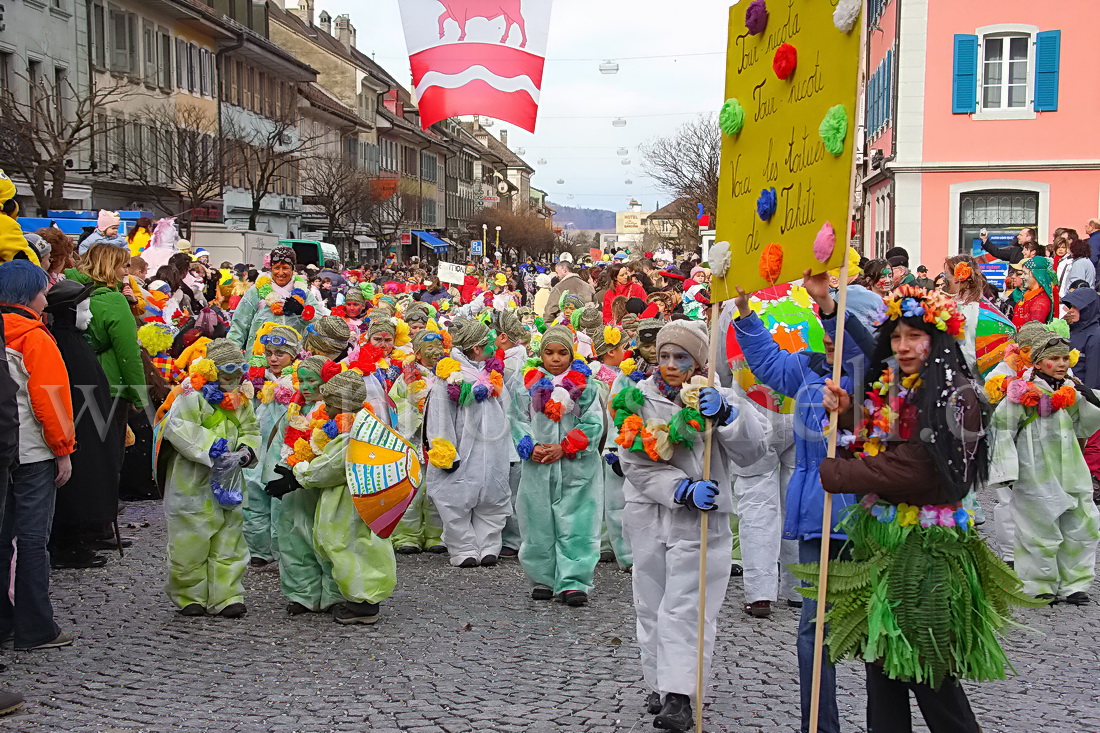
[861,0,1098,275]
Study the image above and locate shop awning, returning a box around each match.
[413,230,448,254]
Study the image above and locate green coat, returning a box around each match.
[64,269,147,409]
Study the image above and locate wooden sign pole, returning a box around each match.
[694,300,721,733]
[809,6,868,730]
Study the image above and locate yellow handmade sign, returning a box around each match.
[711,0,862,302]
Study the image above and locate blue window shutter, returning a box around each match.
[952,34,978,113]
[870,68,879,132]
[885,50,893,124]
[1034,30,1061,112]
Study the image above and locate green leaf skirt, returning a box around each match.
[790,503,1046,688]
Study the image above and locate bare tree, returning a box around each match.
[223,112,323,231]
[301,153,374,258]
[640,114,720,241]
[0,73,137,214]
[348,184,423,262]
[131,103,226,236]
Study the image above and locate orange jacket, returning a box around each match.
[2,307,75,457]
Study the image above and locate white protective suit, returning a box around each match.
[619,377,768,701]
[501,344,529,552]
[424,349,513,565]
[715,303,799,604]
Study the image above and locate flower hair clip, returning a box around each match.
[953,262,972,282]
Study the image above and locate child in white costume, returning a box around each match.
[424,318,512,567]
[617,321,767,731]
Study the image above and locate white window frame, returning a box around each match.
[157,28,172,90]
[974,24,1039,121]
[142,19,157,87]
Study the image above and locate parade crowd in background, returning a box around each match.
[1,190,1099,731]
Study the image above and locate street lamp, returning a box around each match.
[621,159,631,165]
[599,60,620,74]
[557,178,565,184]
[537,158,547,165]
[612,117,627,127]
[617,147,629,156]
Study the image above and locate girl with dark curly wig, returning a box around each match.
[798,286,1042,733]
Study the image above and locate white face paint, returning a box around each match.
[75,299,92,331]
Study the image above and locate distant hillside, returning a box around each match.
[548,203,616,231]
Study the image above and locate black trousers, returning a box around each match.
[866,664,981,733]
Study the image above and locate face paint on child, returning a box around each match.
[658,345,696,387]
[1038,354,1071,381]
[298,368,323,403]
[370,332,395,354]
[345,303,364,319]
[417,341,445,369]
[265,348,294,376]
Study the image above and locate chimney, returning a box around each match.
[288,0,314,27]
[318,10,331,35]
[499,129,508,148]
[334,14,356,50]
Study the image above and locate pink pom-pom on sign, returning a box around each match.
[813,222,836,263]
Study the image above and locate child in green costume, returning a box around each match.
[242,323,300,567]
[389,330,447,554]
[988,321,1100,604]
[510,325,605,606]
[162,339,261,618]
[273,368,398,624]
[267,356,342,615]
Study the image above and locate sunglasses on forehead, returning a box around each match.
[1040,336,1071,351]
[420,333,443,342]
[260,334,294,347]
[217,362,250,374]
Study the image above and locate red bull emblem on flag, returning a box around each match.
[398,0,553,132]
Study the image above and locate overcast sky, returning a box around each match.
[312,0,736,215]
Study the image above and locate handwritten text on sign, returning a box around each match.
[712,0,861,302]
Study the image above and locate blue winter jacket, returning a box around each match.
[734,311,871,541]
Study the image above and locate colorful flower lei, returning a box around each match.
[255,275,316,321]
[858,493,974,531]
[987,369,1079,429]
[830,367,922,458]
[609,375,709,461]
[875,284,965,339]
[280,403,355,467]
[522,360,592,422]
[437,353,506,405]
[257,372,297,405]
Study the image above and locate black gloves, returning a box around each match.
[264,465,302,499]
[282,297,305,316]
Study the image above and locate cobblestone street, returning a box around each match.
[0,499,1096,732]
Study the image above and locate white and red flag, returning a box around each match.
[398,0,553,132]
